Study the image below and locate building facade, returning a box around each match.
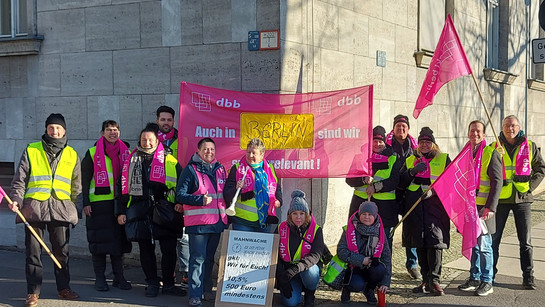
[1,0,544,256]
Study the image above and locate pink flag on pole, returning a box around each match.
[413,14,473,119]
[433,142,481,260]
[0,185,6,205]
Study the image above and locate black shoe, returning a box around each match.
[407,267,422,280]
[304,289,315,307]
[363,288,377,305]
[341,287,350,304]
[94,276,109,291]
[429,282,445,296]
[145,284,159,297]
[458,278,481,292]
[475,282,493,296]
[162,285,187,296]
[112,277,132,290]
[523,276,537,290]
[412,282,430,294]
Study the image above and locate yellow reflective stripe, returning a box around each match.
[26,187,51,194]
[480,181,490,187]
[477,192,488,198]
[355,186,367,192]
[54,175,71,184]
[430,175,439,181]
[235,202,258,214]
[166,175,177,183]
[505,166,515,170]
[374,176,384,181]
[208,193,224,199]
[29,175,51,182]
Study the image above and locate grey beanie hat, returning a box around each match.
[288,190,309,215]
[358,201,378,218]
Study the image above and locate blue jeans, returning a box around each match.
[176,231,189,273]
[231,222,277,233]
[470,233,493,283]
[281,265,320,307]
[346,263,386,292]
[492,202,533,279]
[188,233,221,299]
[406,247,418,269]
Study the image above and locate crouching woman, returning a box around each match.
[337,201,391,304]
[276,190,325,307]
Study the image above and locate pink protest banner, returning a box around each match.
[178,82,373,178]
[433,142,481,260]
[413,14,473,119]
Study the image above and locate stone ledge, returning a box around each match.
[483,67,518,85]
[0,36,44,57]
[527,78,545,92]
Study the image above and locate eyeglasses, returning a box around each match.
[502,124,519,129]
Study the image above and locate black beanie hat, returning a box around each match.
[359,201,378,218]
[418,127,435,143]
[393,114,410,128]
[372,125,386,141]
[45,113,66,130]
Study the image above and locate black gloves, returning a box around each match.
[276,272,293,298]
[410,162,427,176]
[285,265,300,279]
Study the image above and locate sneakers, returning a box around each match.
[112,277,132,290]
[475,282,494,296]
[408,267,422,280]
[412,282,430,294]
[145,284,159,297]
[58,288,80,300]
[458,278,481,292]
[429,282,445,296]
[340,287,350,303]
[363,288,377,304]
[162,285,187,296]
[189,297,203,307]
[180,271,189,288]
[523,276,537,290]
[24,294,39,307]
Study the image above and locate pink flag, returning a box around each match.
[433,142,481,260]
[0,185,6,205]
[413,14,473,119]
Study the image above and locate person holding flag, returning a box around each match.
[81,120,132,291]
[491,115,545,290]
[8,113,81,307]
[399,127,451,296]
[457,120,502,296]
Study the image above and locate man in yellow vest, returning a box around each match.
[8,113,81,307]
[491,115,545,290]
[457,120,502,296]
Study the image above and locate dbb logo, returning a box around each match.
[337,94,361,106]
[216,98,240,108]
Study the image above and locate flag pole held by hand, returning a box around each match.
[225,166,248,216]
[0,186,63,269]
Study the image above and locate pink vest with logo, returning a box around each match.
[279,216,318,263]
[182,164,228,226]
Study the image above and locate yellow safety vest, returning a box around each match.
[233,162,278,222]
[24,142,78,201]
[406,153,448,191]
[354,154,397,200]
[492,141,533,199]
[88,146,115,202]
[475,146,494,206]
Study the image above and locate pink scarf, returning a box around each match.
[516,139,531,176]
[121,142,167,195]
[93,137,129,188]
[385,131,418,149]
[158,130,176,142]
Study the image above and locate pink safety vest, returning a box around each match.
[182,164,228,226]
[278,216,318,263]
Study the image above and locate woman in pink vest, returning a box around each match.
[337,201,391,304]
[276,190,325,307]
[176,138,228,307]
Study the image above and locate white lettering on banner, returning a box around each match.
[337,94,361,106]
[194,126,236,139]
[216,98,241,109]
[312,98,332,115]
[317,127,361,139]
[230,159,322,170]
[191,92,212,112]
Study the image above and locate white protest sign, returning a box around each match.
[216,230,279,307]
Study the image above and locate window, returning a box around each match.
[418,0,446,52]
[486,0,500,69]
[0,0,27,38]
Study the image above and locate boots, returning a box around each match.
[304,289,315,307]
[111,255,132,290]
[92,254,109,291]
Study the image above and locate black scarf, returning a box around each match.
[41,134,67,159]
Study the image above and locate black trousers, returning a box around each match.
[25,221,71,294]
[138,237,177,287]
[416,247,443,284]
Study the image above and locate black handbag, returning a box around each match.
[152,198,184,233]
